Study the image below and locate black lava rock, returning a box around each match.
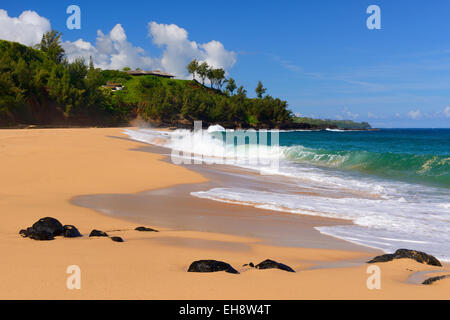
[422,275,450,285]
[19,227,54,240]
[29,230,54,241]
[62,225,82,238]
[135,226,159,232]
[19,217,64,241]
[31,217,64,237]
[89,230,109,237]
[188,260,239,274]
[110,236,124,242]
[368,254,395,263]
[367,249,442,267]
[255,259,295,272]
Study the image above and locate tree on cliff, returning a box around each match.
[187,59,199,80]
[187,60,226,90]
[255,81,267,98]
[38,30,65,64]
[225,78,237,95]
[197,62,209,85]
[212,68,226,90]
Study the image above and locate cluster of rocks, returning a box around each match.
[19,217,81,240]
[367,249,442,267]
[188,259,296,274]
[20,217,160,243]
[188,249,444,276]
[88,229,123,242]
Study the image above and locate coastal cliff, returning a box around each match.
[0,39,370,130]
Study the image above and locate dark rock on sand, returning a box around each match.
[19,217,64,241]
[89,230,109,237]
[368,254,395,263]
[255,259,295,272]
[188,260,239,274]
[19,227,54,240]
[110,236,124,242]
[367,249,442,267]
[135,226,159,232]
[62,225,82,238]
[29,230,54,241]
[422,274,450,285]
[243,262,255,268]
[31,217,64,237]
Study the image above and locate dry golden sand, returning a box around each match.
[0,128,448,299]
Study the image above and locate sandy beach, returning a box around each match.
[0,127,449,300]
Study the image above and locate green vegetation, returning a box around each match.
[0,33,134,126]
[103,71,292,128]
[293,116,371,130]
[255,81,267,99]
[186,59,227,90]
[0,36,292,128]
[0,32,372,130]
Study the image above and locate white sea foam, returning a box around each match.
[326,128,346,132]
[191,187,450,261]
[207,124,226,133]
[124,127,450,261]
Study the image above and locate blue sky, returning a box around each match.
[2,0,450,127]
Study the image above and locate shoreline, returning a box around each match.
[72,142,377,252]
[0,127,449,299]
[0,121,377,131]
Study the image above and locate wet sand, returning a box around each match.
[72,144,371,251]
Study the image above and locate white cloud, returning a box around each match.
[63,21,236,77]
[0,9,50,46]
[444,106,450,118]
[272,55,302,73]
[342,107,359,120]
[63,38,96,62]
[148,21,236,78]
[63,24,154,70]
[1,10,237,78]
[408,109,421,119]
[201,40,236,70]
[334,107,359,121]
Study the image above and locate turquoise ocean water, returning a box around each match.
[126,128,450,261]
[278,129,449,189]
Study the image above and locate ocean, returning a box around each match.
[124,127,450,261]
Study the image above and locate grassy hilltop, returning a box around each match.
[100,69,292,128]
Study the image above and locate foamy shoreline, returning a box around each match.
[123,127,450,262]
